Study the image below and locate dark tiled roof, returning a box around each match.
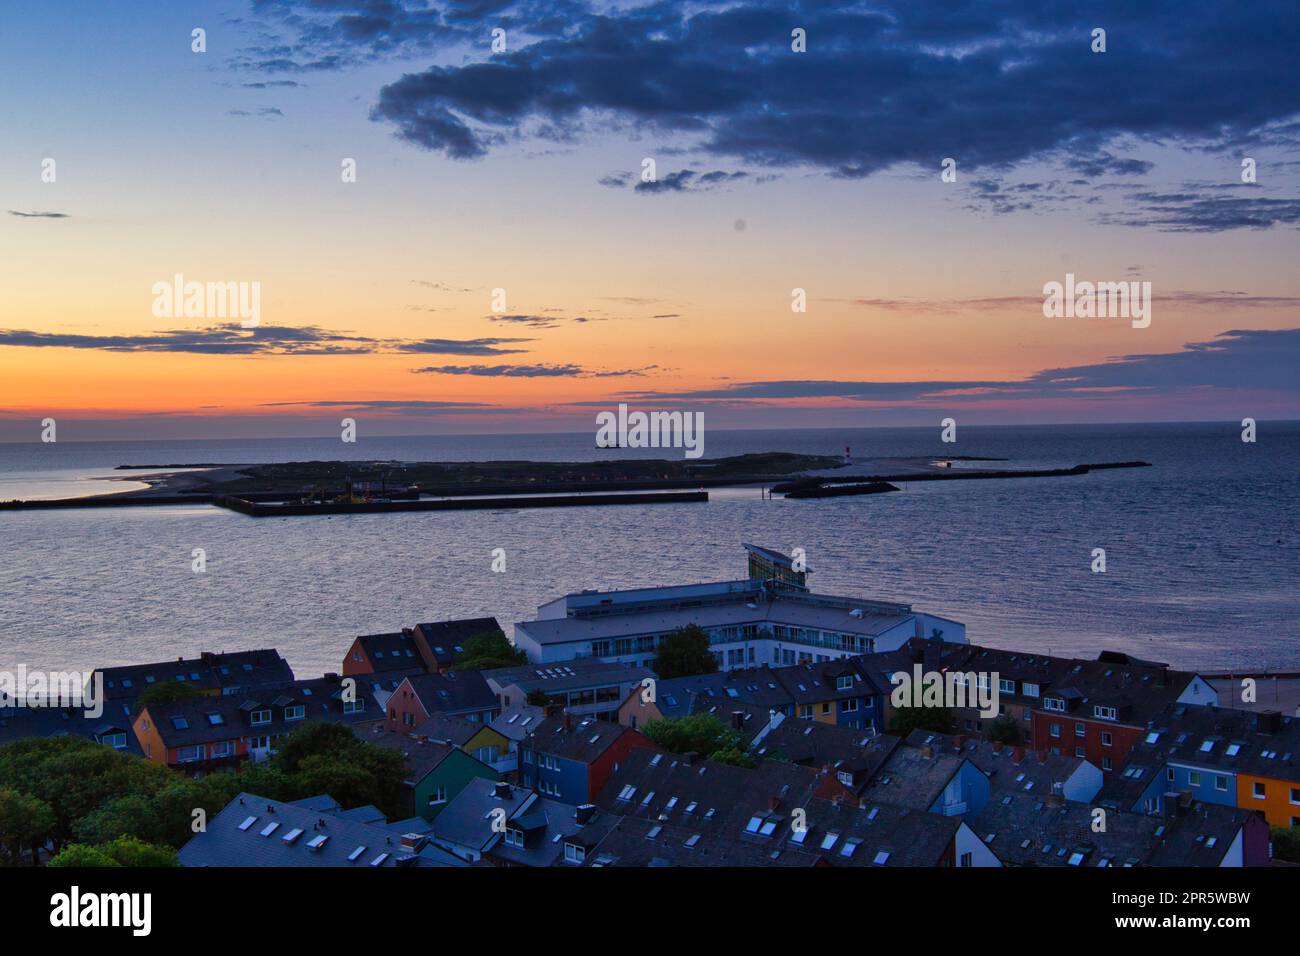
[1137,704,1300,782]
[141,675,383,748]
[774,658,881,704]
[412,617,504,666]
[524,714,638,764]
[789,796,960,867]
[356,632,425,672]
[96,649,293,701]
[594,746,829,837]
[367,733,459,783]
[431,778,592,862]
[179,792,465,867]
[906,730,1091,796]
[755,720,901,791]
[865,741,966,810]
[403,671,497,716]
[586,817,822,867]
[654,667,793,716]
[0,703,141,754]
[969,791,1246,867]
[490,704,547,742]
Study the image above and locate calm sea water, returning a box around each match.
[0,423,1296,676]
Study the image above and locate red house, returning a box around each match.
[518,714,658,804]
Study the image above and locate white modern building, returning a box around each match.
[513,545,966,670]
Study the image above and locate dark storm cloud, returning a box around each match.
[350,0,1300,179]
[8,210,69,219]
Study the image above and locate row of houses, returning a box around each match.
[181,710,1272,868]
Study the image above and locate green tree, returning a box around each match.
[0,788,56,866]
[1272,827,1300,864]
[888,704,954,736]
[0,737,174,851]
[48,836,177,868]
[257,721,407,819]
[47,843,119,867]
[987,714,1024,745]
[709,746,757,769]
[642,714,744,760]
[452,630,527,671]
[134,681,204,711]
[652,625,718,680]
[526,689,553,707]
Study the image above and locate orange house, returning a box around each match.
[1235,772,1300,829]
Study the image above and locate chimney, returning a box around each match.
[574,804,596,825]
[400,833,427,852]
[992,741,1003,754]
[564,712,573,731]
[920,746,934,759]
[493,781,513,800]
[683,751,699,766]
[1255,710,1282,734]
[731,710,745,731]
[324,672,340,683]
[1012,747,1025,764]
[952,734,966,750]
[768,796,781,811]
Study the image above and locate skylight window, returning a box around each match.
[237,815,258,831]
[1200,739,1215,753]
[307,834,329,851]
[1225,743,1242,757]
[370,852,389,866]
[873,851,889,865]
[647,826,662,839]
[282,828,304,844]
[617,785,636,801]
[259,822,279,837]
[206,713,224,725]
[840,838,862,858]
[684,834,701,847]
[820,832,839,850]
[347,845,366,862]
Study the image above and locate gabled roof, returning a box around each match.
[774,658,884,704]
[788,796,961,867]
[431,778,537,855]
[96,649,293,701]
[906,730,1093,797]
[524,715,638,764]
[411,617,504,666]
[401,671,497,717]
[367,733,460,783]
[653,667,794,717]
[0,699,143,752]
[969,791,1247,867]
[755,719,901,790]
[865,740,967,810]
[1131,704,1300,783]
[179,792,466,868]
[139,675,384,747]
[490,704,547,742]
[594,746,835,837]
[585,816,822,867]
[354,632,425,672]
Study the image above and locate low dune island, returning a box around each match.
[1,453,1151,515]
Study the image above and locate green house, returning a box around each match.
[373,734,499,821]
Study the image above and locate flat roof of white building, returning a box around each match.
[516,590,916,648]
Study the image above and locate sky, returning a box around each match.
[1,0,1298,441]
